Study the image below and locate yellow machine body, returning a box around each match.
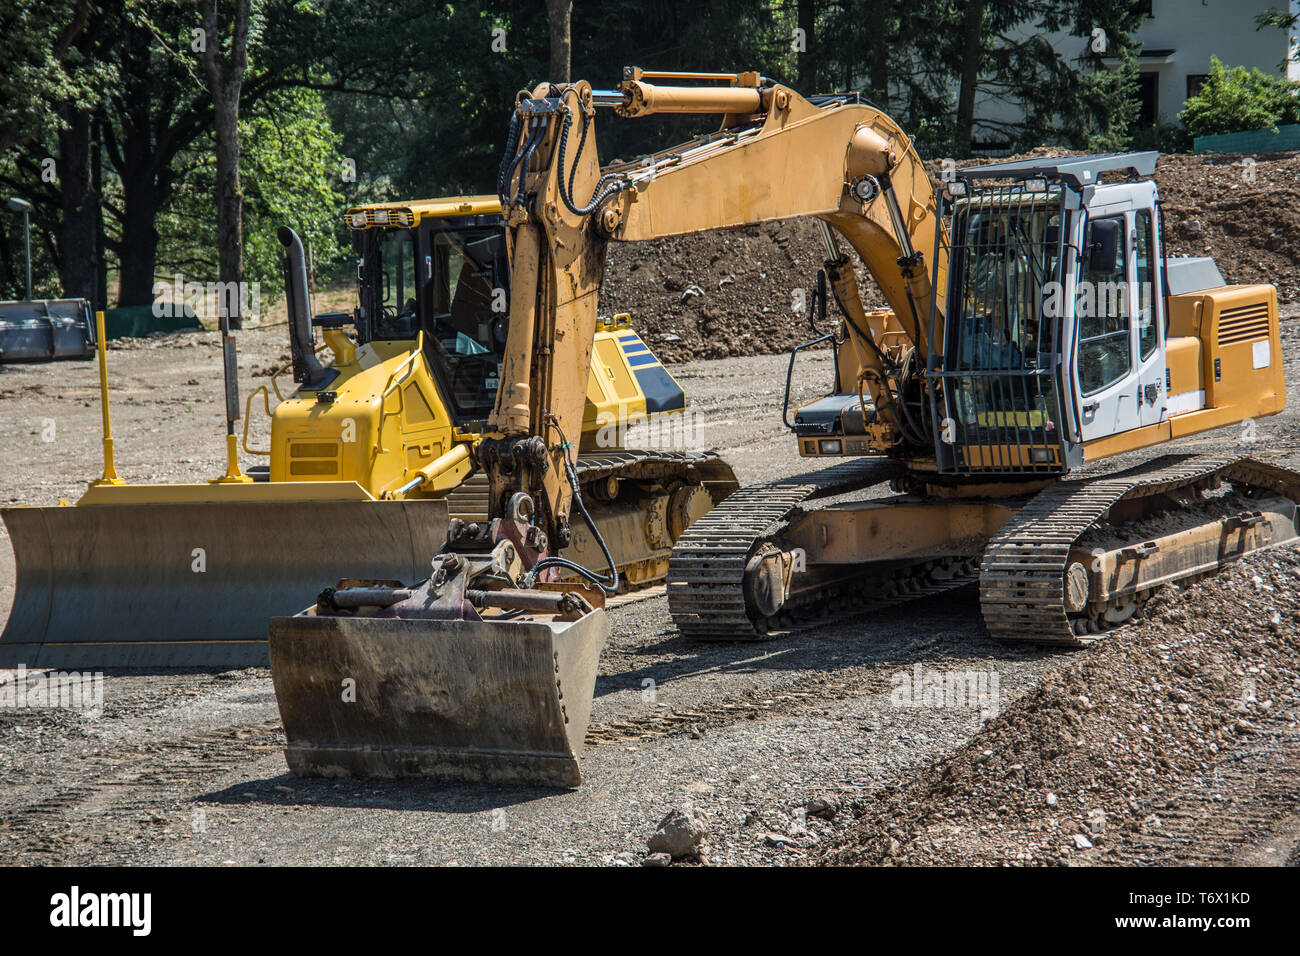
[0,196,701,668]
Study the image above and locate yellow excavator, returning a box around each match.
[267,68,1298,788]
[0,195,736,667]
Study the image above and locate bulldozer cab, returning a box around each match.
[351,199,509,426]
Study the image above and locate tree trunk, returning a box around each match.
[797,0,815,90]
[955,0,985,154]
[93,118,107,310]
[867,0,890,110]
[201,0,251,328]
[117,164,160,308]
[56,105,99,303]
[545,0,572,82]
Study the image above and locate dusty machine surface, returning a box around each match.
[273,66,1296,787]
[0,194,735,668]
[269,493,608,787]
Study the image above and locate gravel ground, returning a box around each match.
[1,306,1299,866]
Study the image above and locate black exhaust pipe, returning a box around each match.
[278,226,334,388]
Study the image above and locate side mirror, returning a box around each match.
[1086,219,1122,274]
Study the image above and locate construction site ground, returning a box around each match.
[3,295,1300,865]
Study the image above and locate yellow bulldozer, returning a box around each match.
[0,194,736,668]
[266,68,1298,788]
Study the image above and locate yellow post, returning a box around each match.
[211,308,252,484]
[212,431,252,483]
[90,310,124,487]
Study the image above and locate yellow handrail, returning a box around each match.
[268,342,332,401]
[241,384,274,456]
[374,332,424,453]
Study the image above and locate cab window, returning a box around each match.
[1076,215,1132,396]
[1135,209,1157,360]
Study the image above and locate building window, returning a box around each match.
[1186,74,1208,98]
[1137,73,1158,125]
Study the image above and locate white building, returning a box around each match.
[975,0,1300,146]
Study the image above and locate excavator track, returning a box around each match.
[667,457,903,638]
[981,455,1300,647]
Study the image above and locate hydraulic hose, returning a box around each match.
[556,95,623,216]
[525,420,620,594]
[496,111,523,204]
[514,117,547,209]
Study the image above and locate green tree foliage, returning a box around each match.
[154,88,345,295]
[1180,55,1300,137]
[1073,49,1139,152]
[0,0,1172,306]
[0,0,99,155]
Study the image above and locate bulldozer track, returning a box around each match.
[442,450,736,523]
[981,455,1300,647]
[667,457,903,638]
[575,448,736,489]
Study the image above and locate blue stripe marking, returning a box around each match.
[622,344,650,355]
[627,352,659,367]
[618,333,639,343]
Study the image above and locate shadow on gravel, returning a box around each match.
[197,776,570,813]
[596,586,1066,697]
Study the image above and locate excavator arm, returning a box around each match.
[489,69,946,562]
[267,69,952,788]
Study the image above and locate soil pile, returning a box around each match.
[818,551,1300,866]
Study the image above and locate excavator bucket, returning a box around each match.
[267,607,607,787]
[0,485,452,668]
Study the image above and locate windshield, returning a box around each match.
[356,220,508,423]
[947,193,1063,371]
[936,186,1067,461]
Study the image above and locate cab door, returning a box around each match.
[1072,208,1139,442]
[1132,205,1166,427]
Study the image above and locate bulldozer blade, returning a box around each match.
[267,608,608,788]
[0,496,451,669]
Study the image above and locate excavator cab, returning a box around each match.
[930,168,1072,475]
[929,152,1284,478]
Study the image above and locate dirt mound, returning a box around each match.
[818,551,1300,866]
[599,150,1300,364]
[1156,152,1300,301]
[599,219,885,364]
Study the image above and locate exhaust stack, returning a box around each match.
[278,225,333,388]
